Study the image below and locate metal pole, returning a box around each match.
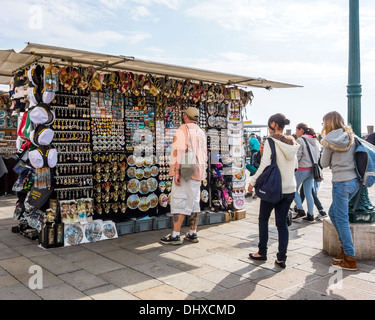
[347,0,362,136]
[347,0,375,222]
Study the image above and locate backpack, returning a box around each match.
[254,138,283,203]
[354,136,375,188]
[352,136,375,211]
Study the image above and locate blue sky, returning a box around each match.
[1,0,375,136]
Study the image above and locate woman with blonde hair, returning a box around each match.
[320,111,359,270]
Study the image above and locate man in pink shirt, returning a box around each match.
[161,107,207,245]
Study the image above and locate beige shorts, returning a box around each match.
[169,177,201,215]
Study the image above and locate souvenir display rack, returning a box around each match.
[51,83,93,201]
[9,62,252,244]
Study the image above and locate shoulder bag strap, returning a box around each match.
[302,137,315,165]
[267,138,276,164]
[185,124,194,152]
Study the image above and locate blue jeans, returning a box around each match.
[329,178,359,257]
[300,181,324,211]
[258,193,295,262]
[294,170,314,215]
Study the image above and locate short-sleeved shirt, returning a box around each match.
[169,123,207,181]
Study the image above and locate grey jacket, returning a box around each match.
[320,127,357,182]
[296,135,320,168]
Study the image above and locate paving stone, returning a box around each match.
[198,269,251,289]
[275,286,336,300]
[303,275,375,300]
[131,261,184,280]
[204,281,276,300]
[0,283,41,300]
[99,267,162,293]
[100,248,152,267]
[255,268,320,291]
[58,270,108,291]
[0,275,20,288]
[162,272,226,298]
[75,255,123,275]
[13,244,52,258]
[30,254,82,275]
[0,243,20,260]
[84,284,139,300]
[34,283,91,300]
[134,284,195,300]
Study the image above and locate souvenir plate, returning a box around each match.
[138,197,151,212]
[102,222,117,239]
[0,110,7,119]
[127,194,140,209]
[215,116,227,129]
[208,102,217,116]
[135,156,144,167]
[64,224,84,246]
[148,193,158,208]
[144,167,152,178]
[147,178,158,192]
[150,166,159,177]
[208,116,216,128]
[127,178,140,193]
[127,155,135,166]
[135,168,144,179]
[85,221,102,243]
[152,155,157,165]
[139,180,149,195]
[127,167,136,178]
[144,156,153,167]
[233,196,245,210]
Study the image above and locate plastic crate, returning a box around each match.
[135,217,154,232]
[116,220,135,235]
[197,213,208,226]
[153,215,172,230]
[207,211,225,224]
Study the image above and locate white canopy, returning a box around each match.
[0,42,302,89]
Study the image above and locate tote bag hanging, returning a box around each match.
[180,125,198,182]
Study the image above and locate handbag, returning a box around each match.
[254,138,283,203]
[302,137,323,182]
[180,125,198,182]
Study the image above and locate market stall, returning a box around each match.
[0,43,300,248]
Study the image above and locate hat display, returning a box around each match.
[29,103,55,126]
[30,125,54,147]
[29,146,57,169]
[42,91,55,104]
[27,64,43,87]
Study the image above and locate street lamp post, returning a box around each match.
[347,0,361,135]
[347,0,375,222]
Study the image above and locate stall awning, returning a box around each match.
[0,42,302,89]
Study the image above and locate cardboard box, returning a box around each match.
[235,209,246,220]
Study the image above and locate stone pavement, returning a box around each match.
[0,169,375,301]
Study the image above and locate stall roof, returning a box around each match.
[0,42,302,89]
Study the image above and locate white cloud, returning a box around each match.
[131,6,152,21]
[132,0,182,10]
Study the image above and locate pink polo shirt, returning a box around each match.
[169,123,207,181]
